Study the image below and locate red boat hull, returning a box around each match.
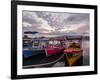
[45,48,64,57]
[64,49,83,53]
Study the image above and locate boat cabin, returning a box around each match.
[32,38,48,49]
[47,38,64,48]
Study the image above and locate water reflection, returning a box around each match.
[82,40,90,65]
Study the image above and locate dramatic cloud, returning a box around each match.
[23,22,32,27]
[22,11,90,35]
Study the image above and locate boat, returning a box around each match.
[23,31,49,59]
[45,39,64,57]
[23,38,49,59]
[63,35,83,66]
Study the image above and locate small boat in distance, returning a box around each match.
[45,39,64,57]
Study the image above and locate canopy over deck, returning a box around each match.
[24,31,38,34]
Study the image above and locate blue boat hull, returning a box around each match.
[23,49,45,59]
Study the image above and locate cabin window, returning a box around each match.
[33,40,40,46]
[48,40,61,46]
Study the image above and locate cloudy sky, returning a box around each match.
[22,11,90,35]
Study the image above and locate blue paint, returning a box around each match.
[23,50,33,58]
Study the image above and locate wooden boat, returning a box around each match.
[63,36,83,66]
